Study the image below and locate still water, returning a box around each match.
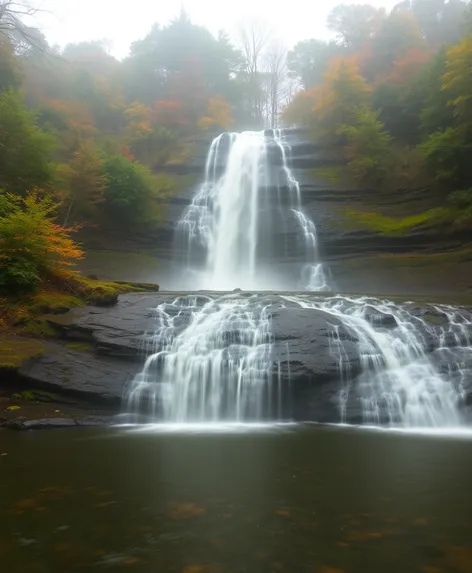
[1,424,472,573]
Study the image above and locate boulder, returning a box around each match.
[19,347,141,405]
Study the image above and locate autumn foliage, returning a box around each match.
[0,192,84,294]
[283,0,472,192]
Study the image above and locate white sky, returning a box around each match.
[31,0,398,59]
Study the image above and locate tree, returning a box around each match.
[197,97,233,131]
[0,89,54,195]
[340,108,392,185]
[128,127,178,169]
[419,127,470,187]
[0,36,20,90]
[0,1,43,53]
[237,20,271,126]
[58,141,107,226]
[418,48,455,135]
[62,41,118,77]
[387,48,431,85]
[443,34,472,127]
[102,155,157,223]
[314,58,371,146]
[287,39,342,89]
[280,88,318,127]
[128,14,241,108]
[327,4,384,49]
[264,42,287,128]
[369,9,424,79]
[0,191,84,294]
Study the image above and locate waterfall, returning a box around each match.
[127,294,284,423]
[176,130,327,291]
[126,293,469,427]
[285,295,466,427]
[125,130,470,428]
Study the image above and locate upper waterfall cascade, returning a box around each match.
[176,130,328,291]
[126,130,471,428]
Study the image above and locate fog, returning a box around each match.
[33,0,398,58]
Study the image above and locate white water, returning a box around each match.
[284,295,468,427]
[127,295,284,423]
[176,130,328,291]
[126,130,470,428]
[126,292,471,427]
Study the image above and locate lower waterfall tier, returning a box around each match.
[121,293,472,427]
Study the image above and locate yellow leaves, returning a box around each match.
[6,405,20,411]
[443,35,472,123]
[197,116,215,131]
[281,89,319,127]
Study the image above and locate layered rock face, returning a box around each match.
[124,128,469,295]
[15,293,472,426]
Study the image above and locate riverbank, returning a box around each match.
[0,278,160,430]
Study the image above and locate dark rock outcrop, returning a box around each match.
[19,347,141,405]
[7,292,471,428]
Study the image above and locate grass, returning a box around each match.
[344,208,444,236]
[311,166,344,185]
[65,341,94,353]
[0,271,157,333]
[0,337,45,369]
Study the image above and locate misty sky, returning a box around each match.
[31,0,398,59]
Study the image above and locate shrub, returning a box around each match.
[0,191,84,295]
[102,155,175,224]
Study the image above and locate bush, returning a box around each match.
[0,191,84,295]
[102,155,174,224]
[340,108,392,186]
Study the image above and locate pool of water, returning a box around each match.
[1,424,472,572]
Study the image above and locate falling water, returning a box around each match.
[176,130,327,291]
[126,130,470,428]
[127,294,284,423]
[285,295,467,427]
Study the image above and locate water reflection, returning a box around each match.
[1,425,472,572]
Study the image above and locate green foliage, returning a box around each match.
[287,39,343,88]
[0,192,84,295]
[327,4,382,49]
[0,39,21,91]
[345,209,440,235]
[0,90,55,196]
[419,127,469,186]
[450,188,472,224]
[102,155,173,224]
[340,108,392,186]
[56,141,107,225]
[129,126,178,169]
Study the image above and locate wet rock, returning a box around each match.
[270,307,362,386]
[21,418,78,430]
[50,293,169,361]
[19,347,141,405]
[363,306,398,328]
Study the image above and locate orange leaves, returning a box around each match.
[387,49,432,85]
[46,99,97,138]
[281,88,319,127]
[153,100,188,128]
